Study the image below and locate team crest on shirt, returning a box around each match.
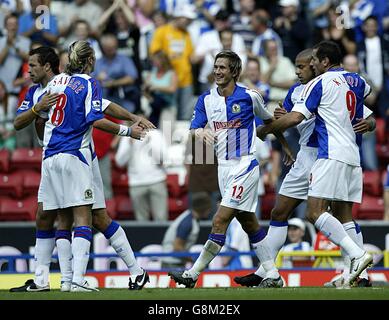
[84,189,93,200]
[232,104,241,113]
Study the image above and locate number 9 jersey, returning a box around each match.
[293,68,371,167]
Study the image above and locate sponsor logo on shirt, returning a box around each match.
[213,119,241,131]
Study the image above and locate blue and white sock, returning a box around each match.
[55,230,73,284]
[188,234,225,279]
[72,226,92,285]
[104,221,143,276]
[34,229,55,287]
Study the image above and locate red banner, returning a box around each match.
[85,269,389,288]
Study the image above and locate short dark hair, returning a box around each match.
[214,50,242,82]
[29,46,60,75]
[313,41,342,65]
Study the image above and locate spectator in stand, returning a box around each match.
[149,4,195,120]
[320,5,356,58]
[115,119,169,221]
[0,1,23,29]
[384,165,389,221]
[240,56,270,104]
[92,117,121,201]
[0,13,30,115]
[161,192,212,269]
[357,15,389,118]
[192,9,246,92]
[273,0,310,62]
[251,8,283,58]
[94,33,140,113]
[279,218,312,268]
[62,20,102,60]
[259,39,297,110]
[142,50,178,128]
[229,0,256,51]
[57,0,103,41]
[99,0,141,77]
[0,80,15,150]
[343,54,378,171]
[307,0,331,44]
[18,0,59,46]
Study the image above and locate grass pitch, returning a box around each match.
[1,287,389,300]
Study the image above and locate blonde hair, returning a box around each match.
[65,40,94,75]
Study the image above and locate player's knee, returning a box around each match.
[270,207,289,221]
[36,207,56,230]
[92,209,111,233]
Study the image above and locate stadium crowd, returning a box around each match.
[1,0,389,222]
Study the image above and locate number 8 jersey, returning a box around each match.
[43,73,104,160]
[293,67,371,167]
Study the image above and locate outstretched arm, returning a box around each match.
[93,118,146,140]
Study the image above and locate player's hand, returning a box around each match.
[130,119,146,140]
[132,115,155,130]
[35,92,59,112]
[282,147,295,166]
[353,118,370,134]
[274,101,287,119]
[195,128,216,146]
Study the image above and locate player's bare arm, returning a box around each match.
[352,115,376,134]
[13,92,58,130]
[274,101,287,119]
[104,101,155,130]
[93,118,146,140]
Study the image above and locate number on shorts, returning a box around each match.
[346,90,356,121]
[232,185,244,200]
[51,93,67,126]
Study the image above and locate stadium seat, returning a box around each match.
[167,174,181,197]
[375,118,386,145]
[363,170,382,196]
[261,186,276,220]
[0,149,10,172]
[0,196,37,221]
[105,198,117,220]
[23,171,41,196]
[168,195,188,220]
[114,195,134,220]
[0,172,24,198]
[111,169,129,196]
[355,195,384,220]
[376,143,389,170]
[10,148,42,171]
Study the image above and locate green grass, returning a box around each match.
[1,287,389,300]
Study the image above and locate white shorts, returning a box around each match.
[308,158,362,203]
[218,155,259,213]
[40,149,95,210]
[279,146,318,200]
[92,157,106,210]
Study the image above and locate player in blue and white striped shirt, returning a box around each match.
[169,50,294,288]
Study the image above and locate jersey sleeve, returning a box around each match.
[189,95,208,129]
[86,78,104,124]
[283,85,295,112]
[102,98,111,112]
[363,105,373,119]
[248,89,273,121]
[360,75,372,98]
[16,86,36,115]
[293,79,322,119]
